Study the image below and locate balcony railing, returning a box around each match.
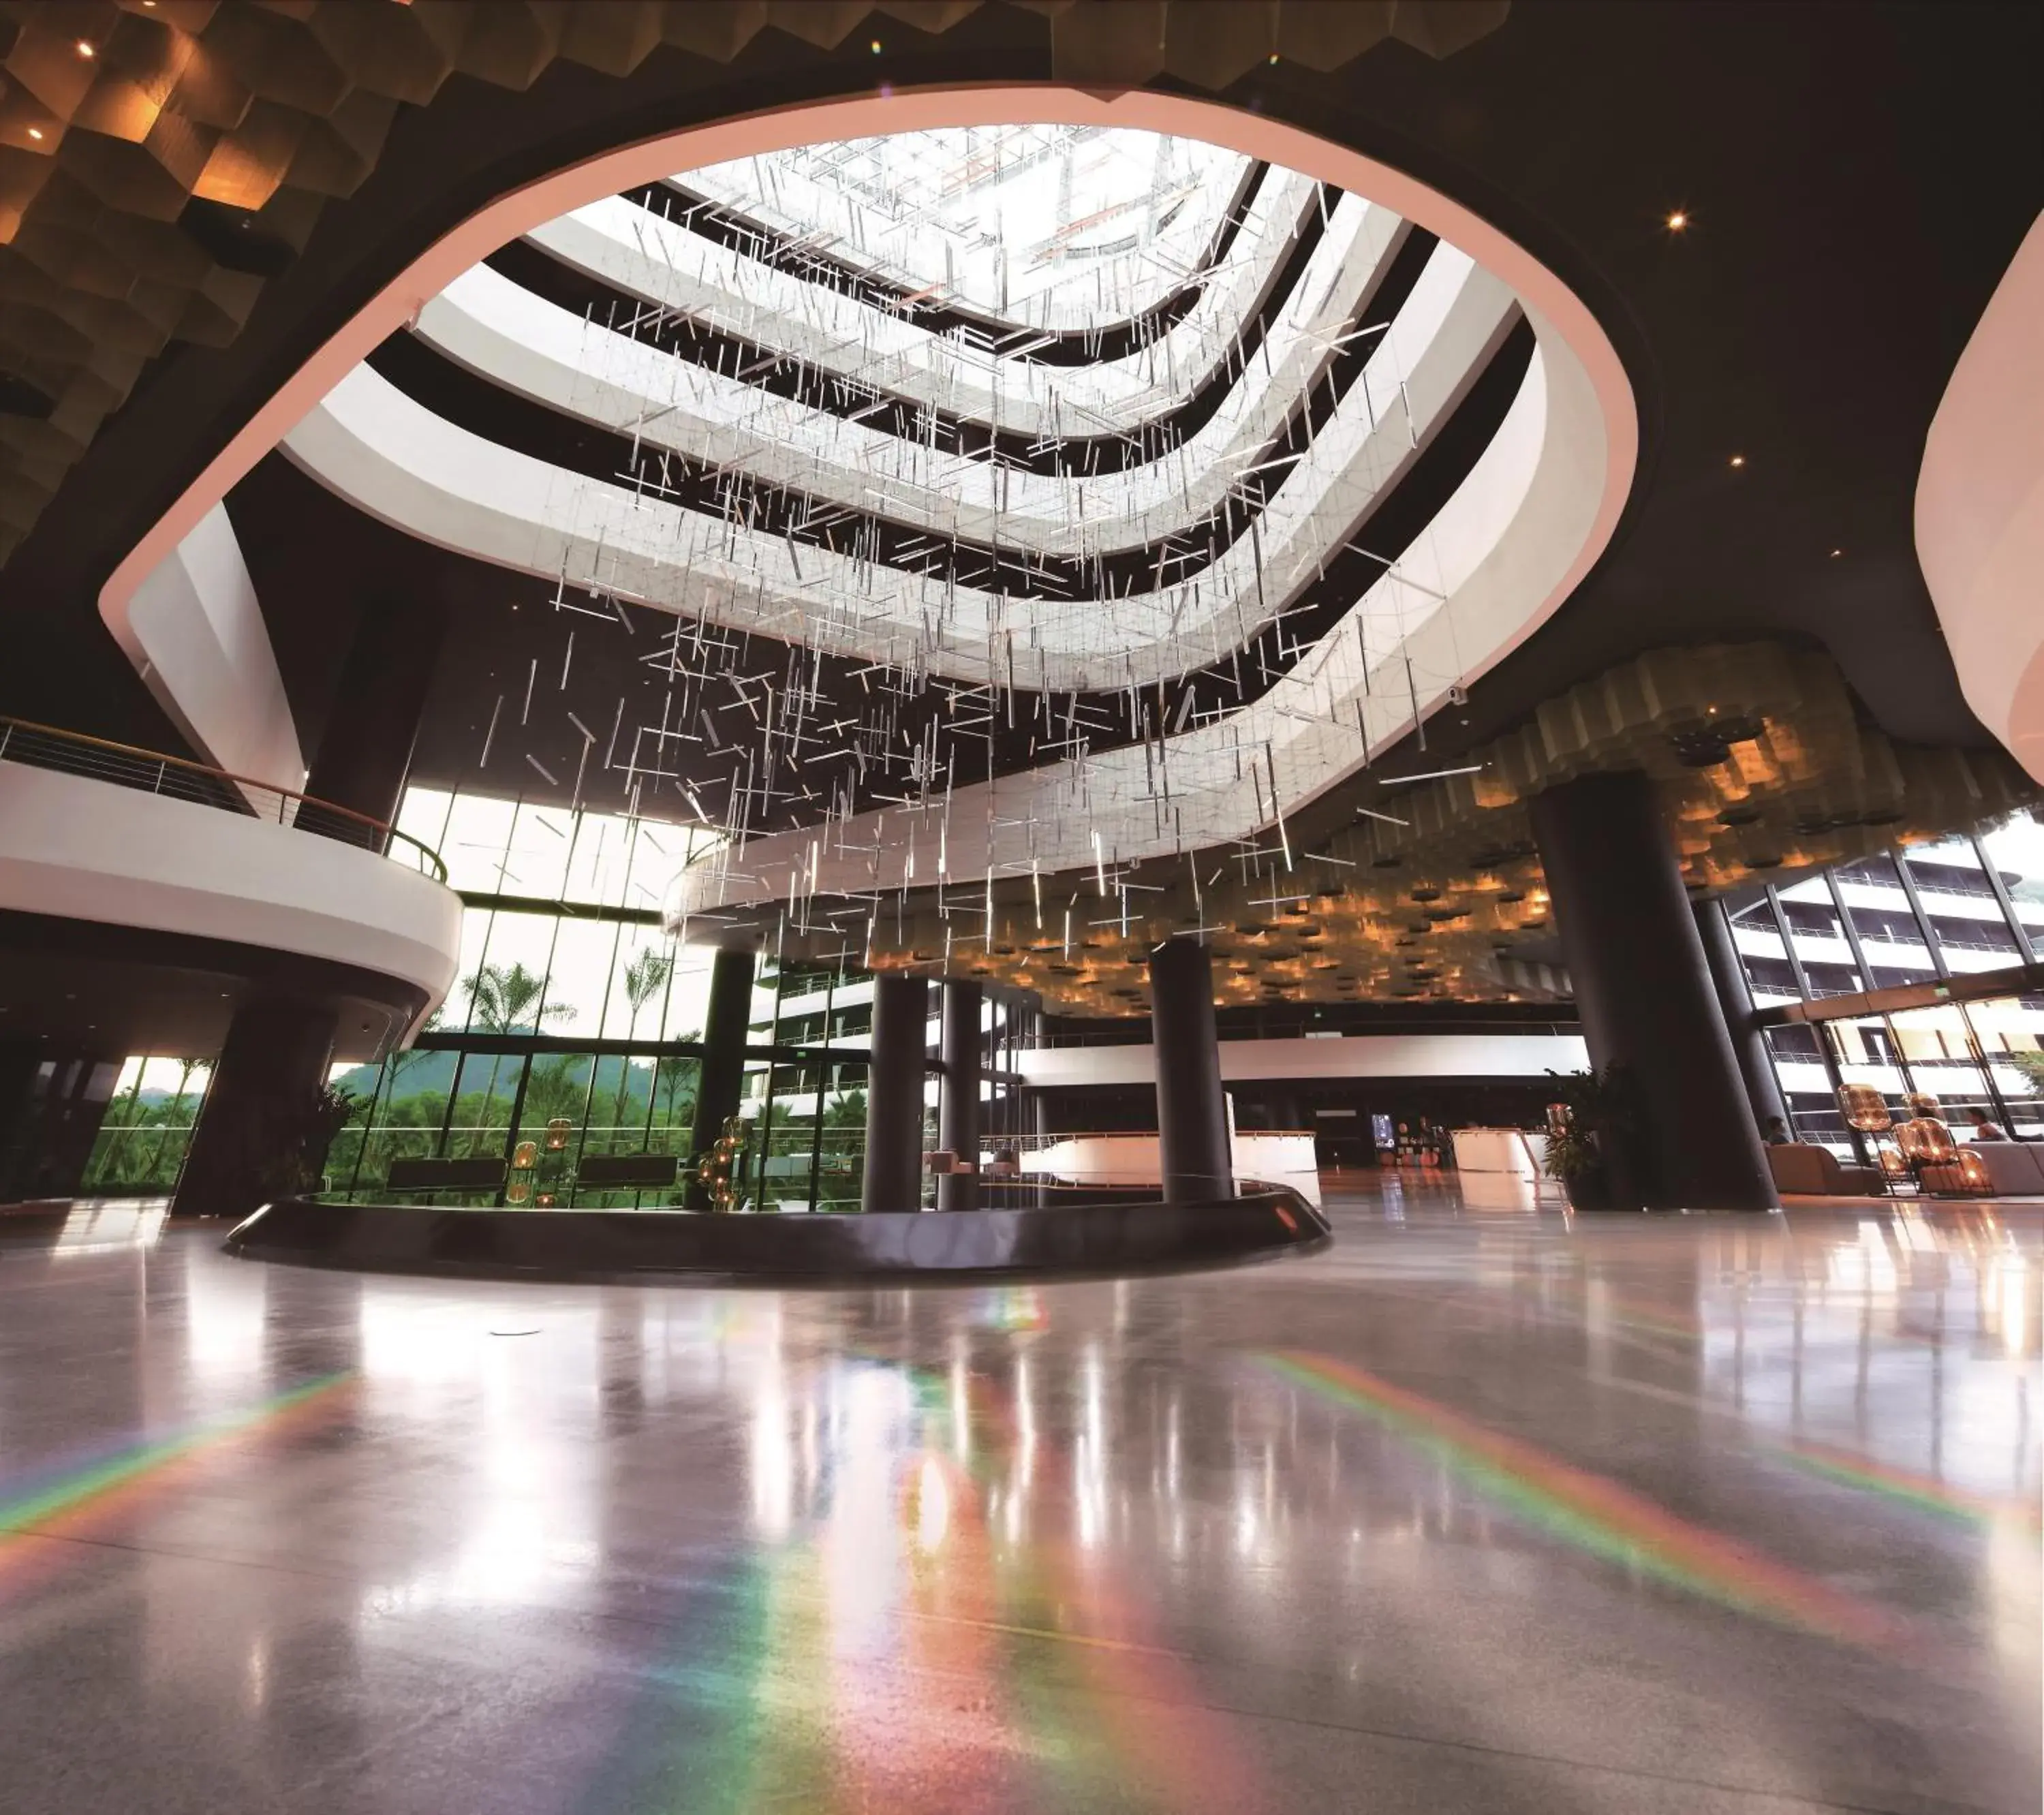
[0,715,447,883]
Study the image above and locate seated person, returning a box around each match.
[1966,1107,2009,1142]
[1763,1116,1793,1145]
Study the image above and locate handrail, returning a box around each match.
[0,714,448,884]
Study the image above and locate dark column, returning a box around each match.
[862,974,929,1213]
[687,948,755,1207]
[0,1040,123,1204]
[174,994,339,1218]
[1528,772,1776,1209]
[938,979,982,1211]
[1695,897,1791,1136]
[1148,937,1232,1203]
[300,593,450,836]
[1027,1087,1052,1207]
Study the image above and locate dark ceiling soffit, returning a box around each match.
[0,908,432,1023]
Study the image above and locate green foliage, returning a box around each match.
[610,946,675,1130]
[455,960,578,1153]
[1540,1064,1640,1185]
[463,961,576,1036]
[2007,1050,2044,1096]
[80,1070,212,1192]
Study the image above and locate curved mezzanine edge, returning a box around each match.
[222,1189,1332,1283]
[95,87,1636,765]
[0,763,461,1031]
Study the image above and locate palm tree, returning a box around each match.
[461,961,576,1151]
[608,946,673,1147]
[146,1055,202,1186]
[387,1007,444,1092]
[654,1057,698,1137]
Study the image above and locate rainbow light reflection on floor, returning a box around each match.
[0,1371,358,1598]
[574,1353,1263,1815]
[1257,1350,1910,1648]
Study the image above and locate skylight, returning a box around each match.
[679,126,1252,328]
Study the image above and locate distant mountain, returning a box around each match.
[333,1051,662,1117]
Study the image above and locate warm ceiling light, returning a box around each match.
[869,37,882,52]
[1729,454,1745,468]
[1829,547,1843,558]
[1666,211,1688,231]
[76,39,95,57]
[27,126,43,140]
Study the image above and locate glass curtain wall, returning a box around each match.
[326,786,875,1210]
[78,1055,215,1192]
[65,787,1034,1209]
[1726,811,2044,1155]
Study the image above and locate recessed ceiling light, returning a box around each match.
[1829,548,1842,558]
[1666,210,1688,231]
[27,127,43,140]
[1729,454,1745,468]
[75,39,95,57]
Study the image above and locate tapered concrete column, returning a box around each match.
[300,593,450,837]
[687,948,755,1207]
[1148,937,1232,1203]
[862,974,930,1213]
[938,979,982,1211]
[1695,896,1791,1137]
[174,994,339,1218]
[1528,772,1776,1209]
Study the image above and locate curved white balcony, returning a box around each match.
[670,292,1617,918]
[528,165,1322,441]
[0,732,460,1029]
[412,192,1401,559]
[288,243,1512,694]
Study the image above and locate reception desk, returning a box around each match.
[1451,1126,1560,1209]
[1021,1131,1322,1207]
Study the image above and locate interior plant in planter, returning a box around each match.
[257,1083,363,1199]
[1543,1064,1643,1210]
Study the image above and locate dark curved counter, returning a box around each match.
[221,1191,1330,1284]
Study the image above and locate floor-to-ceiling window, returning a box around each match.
[77,1055,215,1192]
[324,786,876,1209]
[1725,810,2044,1155]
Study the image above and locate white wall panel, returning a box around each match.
[121,503,305,801]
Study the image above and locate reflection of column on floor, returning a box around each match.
[1027,1087,1051,1208]
[687,948,755,1209]
[1148,937,1231,1203]
[1529,771,1776,1210]
[938,979,981,1211]
[862,974,929,1213]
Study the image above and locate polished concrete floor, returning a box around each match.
[1,1181,2039,1814]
